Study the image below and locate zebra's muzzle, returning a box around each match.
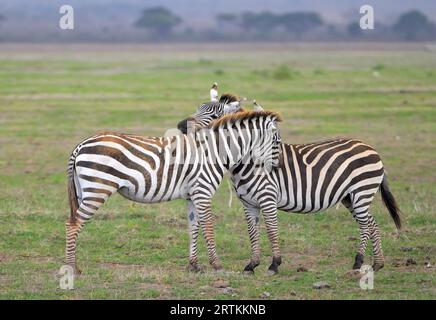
[177,117,193,134]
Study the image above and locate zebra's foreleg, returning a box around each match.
[262,205,281,275]
[343,195,371,270]
[242,205,261,274]
[186,200,202,272]
[192,198,223,271]
[352,213,371,270]
[369,216,385,271]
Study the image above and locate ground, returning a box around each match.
[0,43,435,299]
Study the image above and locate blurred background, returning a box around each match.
[0,0,435,42]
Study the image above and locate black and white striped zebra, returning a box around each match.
[66,110,282,274]
[177,93,242,134]
[177,99,402,274]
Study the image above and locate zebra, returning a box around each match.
[177,98,402,274]
[177,93,243,134]
[65,109,282,274]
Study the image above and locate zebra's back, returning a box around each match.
[71,132,198,204]
[275,138,384,213]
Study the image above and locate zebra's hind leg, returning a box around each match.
[353,216,371,270]
[342,194,371,270]
[369,217,385,271]
[242,205,261,274]
[65,195,108,275]
[65,218,85,275]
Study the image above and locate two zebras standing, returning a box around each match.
[66,93,401,275]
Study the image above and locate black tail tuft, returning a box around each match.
[380,173,402,230]
[67,153,79,223]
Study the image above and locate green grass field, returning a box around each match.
[0,43,435,299]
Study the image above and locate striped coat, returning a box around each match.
[178,101,402,274]
[66,111,282,274]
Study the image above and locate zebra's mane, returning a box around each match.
[219,93,239,104]
[209,110,282,130]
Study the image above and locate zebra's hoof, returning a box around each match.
[243,270,254,275]
[212,263,224,272]
[372,263,384,272]
[72,265,81,276]
[243,263,257,274]
[352,253,365,270]
[187,263,203,273]
[214,267,225,273]
[267,268,278,276]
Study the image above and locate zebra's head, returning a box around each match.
[207,108,283,171]
[177,93,243,134]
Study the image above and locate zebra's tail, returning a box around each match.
[67,149,80,223]
[380,173,402,230]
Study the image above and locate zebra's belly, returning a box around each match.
[277,200,341,214]
[235,191,343,213]
[117,180,189,203]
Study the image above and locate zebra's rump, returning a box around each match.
[274,138,384,212]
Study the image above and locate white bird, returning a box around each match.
[210,82,218,102]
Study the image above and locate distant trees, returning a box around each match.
[215,13,238,24]
[393,10,435,41]
[240,11,278,33]
[347,22,363,37]
[216,11,324,39]
[346,10,435,41]
[134,7,182,37]
[279,12,324,35]
[215,13,239,31]
[214,9,436,42]
[131,6,436,42]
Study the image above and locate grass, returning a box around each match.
[0,43,435,300]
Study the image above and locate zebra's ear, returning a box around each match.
[253,100,264,112]
[223,101,241,114]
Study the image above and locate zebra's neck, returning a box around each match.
[192,123,255,172]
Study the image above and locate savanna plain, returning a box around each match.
[0,43,435,299]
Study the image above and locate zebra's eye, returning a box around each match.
[267,121,278,132]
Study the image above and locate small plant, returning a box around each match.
[372,63,386,71]
[272,64,294,80]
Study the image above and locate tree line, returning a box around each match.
[133,7,436,42]
[0,7,434,42]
